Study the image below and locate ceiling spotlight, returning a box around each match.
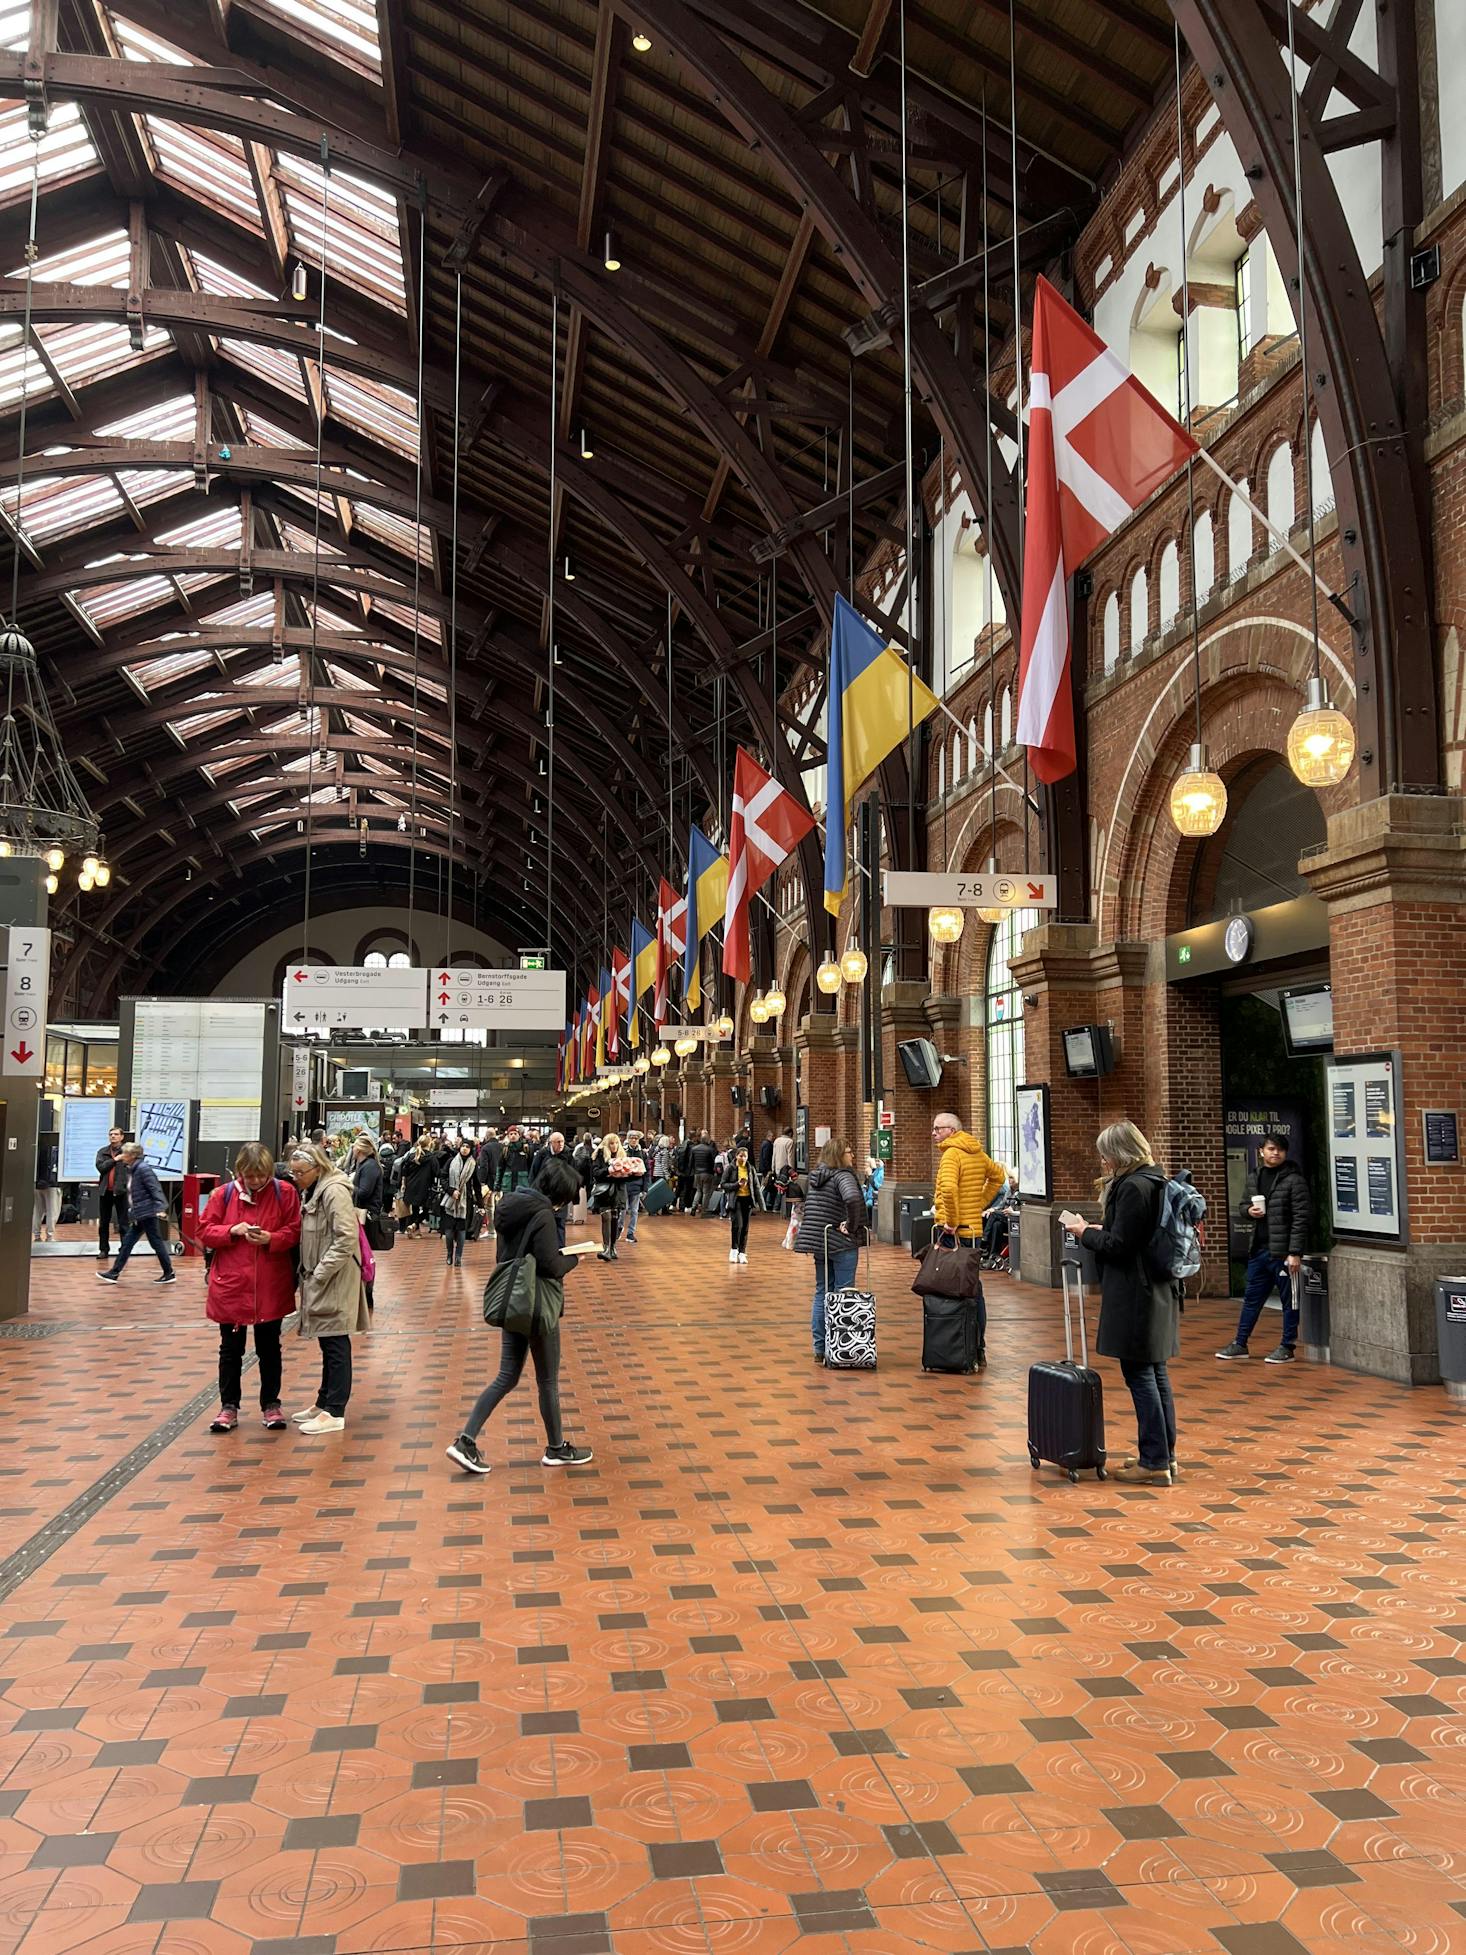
[603,230,621,272]
[632,30,652,51]
[563,556,575,582]
[579,427,593,460]
[292,262,307,302]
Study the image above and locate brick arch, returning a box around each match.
[1093,611,1355,940]
[929,814,1030,996]
[352,926,419,965]
[1431,265,1466,414]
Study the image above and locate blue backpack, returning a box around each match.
[1146,1171,1207,1281]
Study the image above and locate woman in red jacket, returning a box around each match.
[201,1142,302,1433]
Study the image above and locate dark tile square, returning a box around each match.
[962,1648,1016,1670]
[181,1775,259,1806]
[900,1686,959,1709]
[1081,1677,1139,1699]
[1022,1716,1088,1742]
[284,1814,360,1850]
[334,1656,390,1677]
[1103,1804,1185,1841]
[527,1913,611,1955]
[1036,1868,1125,1911]
[648,1839,724,1879]
[628,1743,691,1771]
[412,1757,478,1787]
[524,1795,594,1830]
[715,1697,773,1723]
[424,1682,480,1705]
[517,1644,569,1665]
[1350,1737,1423,1764]
[128,1881,220,1923]
[958,1764,1030,1795]
[790,1887,876,1933]
[1315,1788,1396,1820]
[310,1725,378,1751]
[1209,1706,1276,1731]
[1387,1694,1455,1717]
[396,1860,475,1901]
[611,1669,665,1692]
[882,1820,960,1859]
[1267,1849,1360,1889]
[855,1624,908,1644]
[224,1694,286,1719]
[249,1938,338,1955]
[1251,1666,1309,1688]
[522,1710,579,1736]
[1214,1928,1313,1955]
[29,1833,117,1867]
[1160,1749,1233,1779]
[831,1728,899,1757]
[748,1779,818,1811]
[95,1739,167,1767]
[15,1707,83,1732]
[144,1666,203,1688]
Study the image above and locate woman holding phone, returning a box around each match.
[200,1143,302,1433]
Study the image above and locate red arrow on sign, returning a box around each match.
[438,990,451,1004]
[9,1041,32,1064]
[438,971,450,982]
[292,969,310,982]
[1027,882,1045,899]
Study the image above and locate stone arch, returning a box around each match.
[1101,589,1121,676]
[352,924,420,966]
[1226,479,1254,579]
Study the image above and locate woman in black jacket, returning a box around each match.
[794,1138,866,1361]
[720,1143,765,1264]
[1061,1121,1179,1486]
[445,1159,591,1472]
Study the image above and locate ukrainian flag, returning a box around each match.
[629,917,657,1048]
[824,593,942,914]
[683,825,728,1012]
[595,966,612,1072]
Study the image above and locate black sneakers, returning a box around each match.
[542,1441,593,1467]
[445,1434,490,1474]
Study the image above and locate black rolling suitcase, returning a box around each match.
[1027,1251,1107,1482]
[921,1292,984,1373]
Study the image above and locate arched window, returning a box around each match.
[982,700,994,755]
[937,742,947,795]
[1159,541,1180,632]
[364,950,387,970]
[1265,442,1295,536]
[967,715,979,774]
[1310,418,1332,513]
[986,906,1039,1170]
[1194,509,1215,603]
[999,686,1013,748]
[1228,481,1253,575]
[1102,591,1120,675]
[1129,566,1148,651]
[950,730,965,784]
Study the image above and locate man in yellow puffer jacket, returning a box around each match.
[932,1114,1006,1236]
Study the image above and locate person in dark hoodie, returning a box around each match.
[794,1136,866,1361]
[1061,1120,1179,1486]
[445,1157,592,1474]
[1216,1131,1314,1364]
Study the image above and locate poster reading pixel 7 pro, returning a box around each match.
[1326,1053,1404,1241]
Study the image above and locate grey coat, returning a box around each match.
[1080,1165,1179,1366]
[296,1170,369,1337]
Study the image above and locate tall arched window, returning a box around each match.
[986,906,1038,1170]
[999,686,1013,748]
[1102,591,1120,675]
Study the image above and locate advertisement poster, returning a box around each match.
[1325,1054,1404,1241]
[1015,1084,1051,1202]
[1224,1101,1304,1256]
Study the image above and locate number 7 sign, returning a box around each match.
[3,926,51,1076]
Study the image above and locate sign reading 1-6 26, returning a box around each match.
[3,925,51,1077]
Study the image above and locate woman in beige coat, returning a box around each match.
[287,1145,368,1433]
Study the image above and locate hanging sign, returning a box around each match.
[283,964,428,1030]
[882,871,1057,910]
[429,966,566,1032]
[3,925,50,1076]
[290,1045,311,1117]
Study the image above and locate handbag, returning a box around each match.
[912,1228,985,1299]
[364,1208,395,1254]
[481,1254,564,1336]
[392,1195,410,1221]
[358,1223,376,1286]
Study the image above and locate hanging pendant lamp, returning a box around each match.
[1286,676,1355,787]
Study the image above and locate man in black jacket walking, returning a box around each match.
[1217,1134,1313,1363]
[690,1132,717,1214]
[95,1125,129,1260]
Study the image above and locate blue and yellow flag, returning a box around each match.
[629,917,657,1048]
[683,825,728,1012]
[824,593,942,914]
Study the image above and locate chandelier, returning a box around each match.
[0,627,106,886]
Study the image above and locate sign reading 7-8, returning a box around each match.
[3,925,51,1077]
[882,872,1058,910]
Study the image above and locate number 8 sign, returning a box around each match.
[3,926,50,1076]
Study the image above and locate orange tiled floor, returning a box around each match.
[0,1213,1463,1955]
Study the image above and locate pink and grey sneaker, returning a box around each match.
[261,1404,287,1431]
[209,1406,238,1433]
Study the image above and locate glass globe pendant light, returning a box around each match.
[749,992,770,1025]
[928,905,964,945]
[674,1032,698,1057]
[1286,676,1355,788]
[816,957,842,994]
[714,1011,734,1039]
[650,1044,671,1068]
[976,856,1005,927]
[839,946,868,986]
[631,1052,651,1076]
[763,982,786,1018]
[1170,743,1227,838]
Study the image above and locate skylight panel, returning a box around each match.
[39,317,170,389]
[188,251,272,302]
[0,101,96,198]
[324,659,377,691]
[122,645,217,694]
[108,15,193,64]
[219,336,307,401]
[353,502,431,564]
[243,409,309,450]
[325,370,416,454]
[231,655,304,689]
[169,706,241,741]
[274,153,404,309]
[146,120,261,230]
[157,505,243,551]
[372,596,440,644]
[250,0,382,79]
[0,5,30,52]
[76,562,181,629]
[0,324,49,408]
[2,472,124,544]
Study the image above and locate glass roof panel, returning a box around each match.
[0,324,57,410]
[243,408,309,451]
[122,645,217,692]
[372,596,440,644]
[325,370,416,455]
[0,5,30,50]
[353,502,431,564]
[0,101,97,200]
[157,505,243,551]
[273,154,403,310]
[249,0,382,78]
[144,119,261,231]
[323,659,377,691]
[169,706,241,740]
[2,472,124,544]
[219,336,307,401]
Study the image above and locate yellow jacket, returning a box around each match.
[934,1131,1006,1234]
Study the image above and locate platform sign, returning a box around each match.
[283,964,427,1031]
[429,966,566,1032]
[882,871,1057,910]
[290,1045,310,1118]
[3,924,50,1076]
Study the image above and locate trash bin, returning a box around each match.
[1300,1256,1330,1364]
[1007,1207,1021,1282]
[899,1194,928,1246]
[1435,1276,1466,1407]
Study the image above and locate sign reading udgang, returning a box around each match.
[429,967,566,1033]
[283,964,428,1032]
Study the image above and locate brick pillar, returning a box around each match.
[674,1057,700,1138]
[746,1038,782,1150]
[875,980,937,1241]
[704,1049,738,1142]
[1304,794,1466,1384]
[796,1017,850,1164]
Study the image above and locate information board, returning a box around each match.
[135,1099,189,1177]
[1326,1052,1405,1240]
[61,1097,116,1183]
[883,871,1057,910]
[133,1000,268,1102]
[283,965,428,1031]
[428,966,566,1032]
[3,925,50,1077]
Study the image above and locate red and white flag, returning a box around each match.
[609,947,631,1061]
[654,876,684,1027]
[722,746,816,984]
[1017,276,1198,782]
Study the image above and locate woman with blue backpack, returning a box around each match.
[199,1143,302,1433]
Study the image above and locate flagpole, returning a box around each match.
[1189,444,1354,625]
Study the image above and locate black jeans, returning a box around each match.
[676,1174,693,1210]
[600,1204,622,1253]
[219,1319,283,1410]
[464,1327,563,1446]
[1120,1360,1176,1469]
[112,1215,173,1277]
[730,1197,752,1253]
[98,1188,128,1255]
[317,1335,352,1416]
[443,1218,467,1264]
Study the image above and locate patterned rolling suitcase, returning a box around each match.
[823,1227,875,1369]
[1027,1253,1107,1482]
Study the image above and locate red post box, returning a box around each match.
[180,1172,221,1257]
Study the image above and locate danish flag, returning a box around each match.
[654,876,684,1027]
[608,947,631,1061]
[722,746,816,984]
[1017,277,1198,782]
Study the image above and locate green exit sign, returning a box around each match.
[1177,944,1192,965]
[519,953,547,971]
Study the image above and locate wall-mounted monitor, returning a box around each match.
[1281,984,1334,1058]
[897,1038,943,1090]
[1062,1024,1115,1078]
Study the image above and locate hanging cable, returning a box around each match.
[897,0,918,881]
[446,268,463,964]
[7,124,41,640]
[301,136,332,964]
[665,590,674,858]
[846,353,856,603]
[1174,24,1204,750]
[546,291,559,960]
[1284,3,1323,681]
[983,92,999,877]
[406,190,427,951]
[1007,0,1032,876]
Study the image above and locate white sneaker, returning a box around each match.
[728,1248,738,1262]
[299,1411,345,1434]
[738,1252,748,1264]
[292,1406,324,1423]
